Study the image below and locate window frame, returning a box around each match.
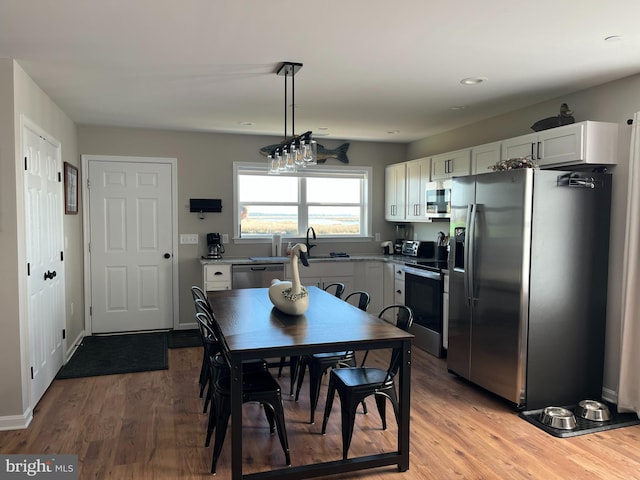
[233,162,372,243]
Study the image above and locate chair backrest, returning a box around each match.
[191,285,207,302]
[378,305,413,382]
[194,297,213,317]
[324,282,345,299]
[344,291,371,312]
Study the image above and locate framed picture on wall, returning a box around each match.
[64,162,78,214]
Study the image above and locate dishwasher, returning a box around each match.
[232,263,285,289]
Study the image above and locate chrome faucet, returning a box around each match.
[305,226,317,256]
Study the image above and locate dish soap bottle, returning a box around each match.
[286,242,292,256]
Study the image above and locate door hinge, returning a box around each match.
[62,329,66,340]
[24,156,28,170]
[27,263,31,276]
[30,366,34,379]
[86,178,90,189]
[90,306,92,316]
[58,171,62,182]
[60,251,64,261]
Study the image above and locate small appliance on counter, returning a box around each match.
[394,224,413,254]
[381,241,393,255]
[204,232,225,259]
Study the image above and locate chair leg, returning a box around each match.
[277,356,286,377]
[321,376,337,434]
[294,358,307,402]
[267,397,291,466]
[307,361,330,424]
[289,355,300,396]
[263,402,276,434]
[211,394,231,475]
[374,394,388,430]
[337,390,363,460]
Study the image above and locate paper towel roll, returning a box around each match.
[272,235,282,256]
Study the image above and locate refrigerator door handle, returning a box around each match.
[464,203,475,305]
[467,203,478,305]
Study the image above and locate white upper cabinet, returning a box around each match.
[405,157,430,221]
[385,163,406,221]
[472,142,502,175]
[431,149,471,180]
[501,121,618,168]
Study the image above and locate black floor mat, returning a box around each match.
[56,332,168,379]
[520,405,640,438]
[167,329,202,349]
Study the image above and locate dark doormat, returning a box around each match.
[168,329,201,349]
[56,332,168,379]
[520,406,640,438]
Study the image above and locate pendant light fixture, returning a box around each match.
[268,61,317,174]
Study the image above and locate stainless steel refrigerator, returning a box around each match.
[447,169,611,410]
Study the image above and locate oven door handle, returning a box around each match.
[403,265,442,280]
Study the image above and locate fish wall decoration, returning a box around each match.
[259,142,349,164]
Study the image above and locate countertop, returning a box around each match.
[200,254,449,272]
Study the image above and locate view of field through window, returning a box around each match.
[238,172,364,236]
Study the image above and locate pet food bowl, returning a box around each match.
[540,406,577,430]
[575,400,611,422]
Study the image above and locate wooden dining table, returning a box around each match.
[207,286,413,480]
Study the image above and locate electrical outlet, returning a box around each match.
[222,234,229,244]
[374,232,380,242]
[180,234,199,245]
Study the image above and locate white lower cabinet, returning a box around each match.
[353,262,384,315]
[203,264,232,291]
[289,261,355,295]
[393,264,405,305]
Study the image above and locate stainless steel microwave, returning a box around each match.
[425,179,452,219]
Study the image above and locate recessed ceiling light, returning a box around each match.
[387,130,400,135]
[460,76,487,85]
[604,35,622,42]
[318,127,329,131]
[451,106,466,111]
[238,121,254,126]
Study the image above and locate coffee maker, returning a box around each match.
[394,224,413,254]
[206,233,225,259]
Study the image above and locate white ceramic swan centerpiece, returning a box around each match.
[268,243,310,315]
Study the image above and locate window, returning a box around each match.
[234,162,371,239]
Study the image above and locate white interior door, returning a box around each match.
[88,159,174,333]
[23,121,65,407]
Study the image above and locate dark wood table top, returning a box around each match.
[207,286,413,357]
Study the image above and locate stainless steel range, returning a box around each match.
[401,241,446,358]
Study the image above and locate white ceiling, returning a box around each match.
[1,1,639,142]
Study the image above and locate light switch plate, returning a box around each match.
[180,234,199,245]
[222,234,229,244]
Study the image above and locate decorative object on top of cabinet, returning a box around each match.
[385,163,406,221]
[531,103,575,132]
[431,148,471,180]
[502,121,617,168]
[491,156,538,171]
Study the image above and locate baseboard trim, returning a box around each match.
[0,408,32,431]
[64,330,85,363]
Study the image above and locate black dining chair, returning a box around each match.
[196,311,291,474]
[294,291,371,424]
[191,286,213,398]
[320,304,413,460]
[323,282,345,298]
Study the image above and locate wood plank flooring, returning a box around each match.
[1,345,639,479]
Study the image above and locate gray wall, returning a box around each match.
[0,59,79,424]
[77,127,407,328]
[407,72,640,401]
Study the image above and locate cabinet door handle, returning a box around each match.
[531,143,535,159]
[536,141,541,160]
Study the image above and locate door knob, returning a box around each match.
[164,253,171,259]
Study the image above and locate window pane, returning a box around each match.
[240,205,298,236]
[309,206,361,235]
[307,177,360,203]
[238,175,298,202]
